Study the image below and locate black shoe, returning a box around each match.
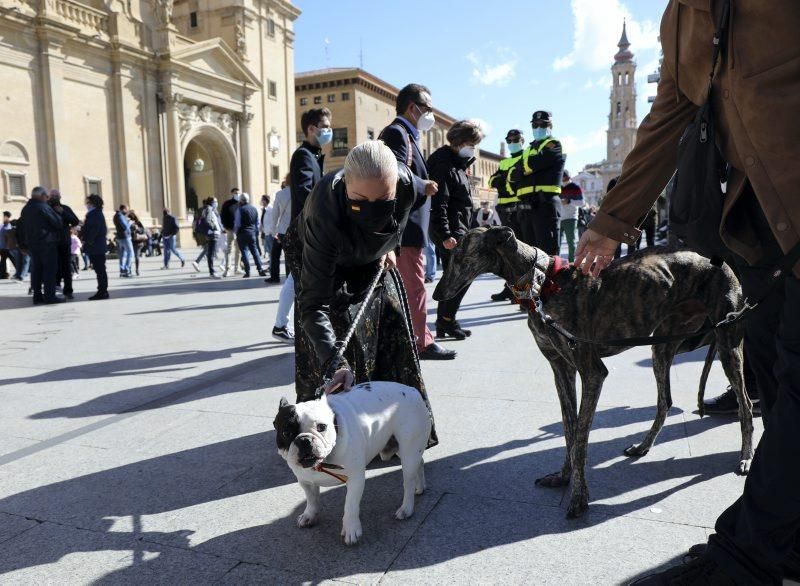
[272,326,294,343]
[629,554,735,585]
[44,297,66,304]
[242,273,251,278]
[33,297,45,305]
[265,277,280,284]
[181,260,185,268]
[258,270,267,277]
[88,292,109,300]
[419,342,457,360]
[424,276,434,284]
[64,293,74,300]
[491,287,513,302]
[436,319,471,340]
[704,386,760,415]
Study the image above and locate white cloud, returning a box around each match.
[560,125,609,172]
[561,125,607,157]
[467,47,518,86]
[554,0,660,72]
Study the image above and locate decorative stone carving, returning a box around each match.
[151,0,173,28]
[177,102,236,141]
[234,23,247,59]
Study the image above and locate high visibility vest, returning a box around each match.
[491,154,522,205]
[517,137,564,198]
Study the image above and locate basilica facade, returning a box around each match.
[0,0,299,239]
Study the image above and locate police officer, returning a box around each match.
[488,128,525,302]
[510,110,566,255]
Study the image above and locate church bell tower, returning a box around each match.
[607,20,637,168]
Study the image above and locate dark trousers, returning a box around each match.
[57,242,73,295]
[497,206,520,239]
[436,246,469,321]
[0,249,13,277]
[270,236,284,280]
[237,232,263,275]
[707,192,800,583]
[30,245,58,301]
[89,254,107,294]
[517,195,561,255]
[206,237,218,275]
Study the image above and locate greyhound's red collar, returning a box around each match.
[510,256,570,302]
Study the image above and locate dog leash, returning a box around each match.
[518,242,800,350]
[314,265,386,398]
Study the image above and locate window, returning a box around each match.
[190,11,198,28]
[271,164,280,183]
[367,128,375,140]
[332,128,348,156]
[313,96,322,105]
[267,18,276,37]
[83,176,102,197]
[299,97,307,106]
[7,172,25,197]
[268,80,277,99]
[341,92,350,101]
[327,94,335,103]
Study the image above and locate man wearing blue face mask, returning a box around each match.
[289,108,332,227]
[379,84,453,361]
[489,128,525,302]
[510,110,566,255]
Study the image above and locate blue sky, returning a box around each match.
[293,0,668,171]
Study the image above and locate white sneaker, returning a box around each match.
[191,261,200,273]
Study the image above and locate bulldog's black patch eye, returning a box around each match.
[316,423,327,432]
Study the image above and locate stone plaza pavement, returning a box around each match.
[0,252,764,585]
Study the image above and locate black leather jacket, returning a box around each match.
[428,146,475,245]
[297,165,422,367]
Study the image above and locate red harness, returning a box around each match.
[540,256,571,301]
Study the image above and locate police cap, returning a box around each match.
[531,110,553,124]
[505,129,523,141]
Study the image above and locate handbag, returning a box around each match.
[668,0,730,262]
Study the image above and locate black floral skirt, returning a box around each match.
[285,224,438,448]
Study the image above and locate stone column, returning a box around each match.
[159,91,186,219]
[36,30,69,190]
[238,111,254,194]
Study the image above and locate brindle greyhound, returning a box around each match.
[433,226,753,519]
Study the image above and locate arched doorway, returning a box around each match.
[182,126,238,215]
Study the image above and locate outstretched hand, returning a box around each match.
[574,229,620,278]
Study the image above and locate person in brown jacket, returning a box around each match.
[574,1,800,584]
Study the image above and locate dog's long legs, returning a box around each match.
[536,349,577,488]
[341,471,365,545]
[297,481,321,528]
[625,342,680,458]
[567,356,607,519]
[717,334,753,475]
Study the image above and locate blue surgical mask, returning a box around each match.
[317,127,333,146]
[532,127,551,141]
[508,142,523,155]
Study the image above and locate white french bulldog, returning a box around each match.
[273,381,431,545]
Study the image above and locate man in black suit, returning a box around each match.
[220,187,241,276]
[48,189,80,299]
[380,84,454,361]
[289,107,330,223]
[19,186,64,304]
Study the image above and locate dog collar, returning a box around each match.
[313,462,348,484]
[313,415,347,483]
[511,255,569,302]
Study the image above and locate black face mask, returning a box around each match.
[345,198,397,233]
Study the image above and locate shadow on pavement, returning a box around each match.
[0,410,737,583]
